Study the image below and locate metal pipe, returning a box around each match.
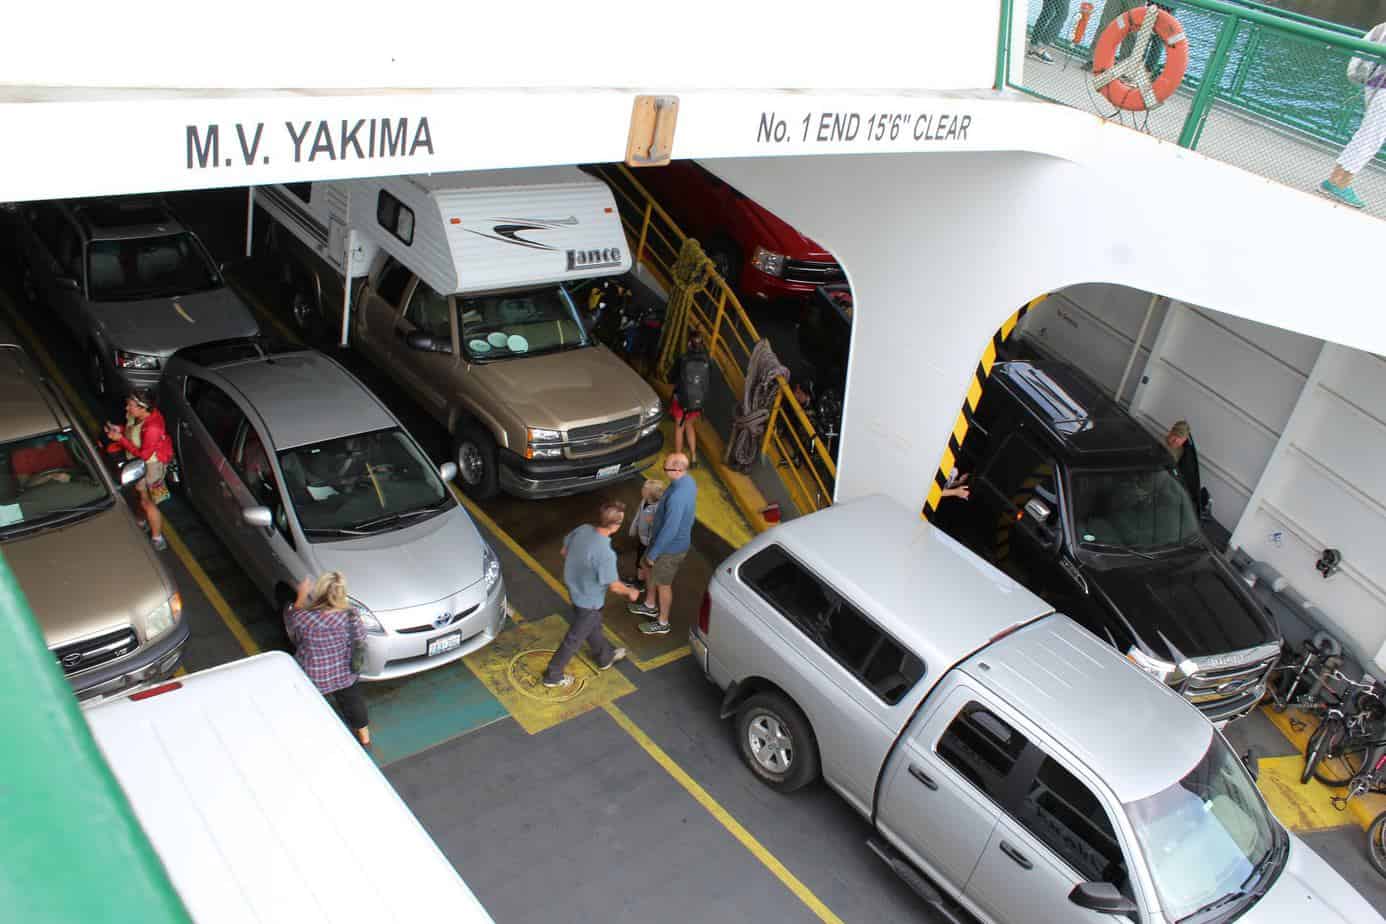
[243,187,256,260]
[1116,293,1163,404]
[1177,0,1385,52]
[995,0,1014,91]
[1178,12,1243,150]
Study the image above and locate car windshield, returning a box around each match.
[87,232,220,301]
[458,286,589,361]
[0,430,111,535]
[1070,468,1200,550]
[1125,735,1278,921]
[277,429,450,538]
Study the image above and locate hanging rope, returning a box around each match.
[656,237,714,381]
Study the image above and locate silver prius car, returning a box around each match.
[159,339,507,679]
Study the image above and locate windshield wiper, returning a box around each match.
[1083,541,1158,560]
[1178,889,1246,923]
[302,525,375,538]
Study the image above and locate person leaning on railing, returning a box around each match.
[1321,22,1386,210]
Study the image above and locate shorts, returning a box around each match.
[326,681,369,731]
[649,550,688,586]
[138,458,170,505]
[670,397,702,423]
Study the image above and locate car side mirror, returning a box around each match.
[1024,498,1052,523]
[1242,747,1259,781]
[242,505,274,528]
[55,276,79,292]
[439,461,458,483]
[1068,882,1138,915]
[405,330,449,353]
[119,459,147,487]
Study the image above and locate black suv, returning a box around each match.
[934,359,1280,723]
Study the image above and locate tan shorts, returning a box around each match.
[649,550,688,586]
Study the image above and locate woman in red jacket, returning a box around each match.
[105,388,174,551]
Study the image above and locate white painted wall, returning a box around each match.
[1016,284,1168,405]
[1233,345,1386,674]
[1131,302,1323,531]
[5,2,1001,92]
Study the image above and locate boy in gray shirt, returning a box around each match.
[543,501,642,688]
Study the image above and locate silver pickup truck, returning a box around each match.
[690,495,1382,924]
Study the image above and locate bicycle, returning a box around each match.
[1263,638,1342,716]
[1302,673,1386,786]
[1369,809,1386,878]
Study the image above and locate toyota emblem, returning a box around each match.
[433,612,453,629]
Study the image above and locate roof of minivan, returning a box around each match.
[754,495,1052,674]
[404,165,595,194]
[966,616,1214,803]
[992,361,1167,462]
[212,351,395,450]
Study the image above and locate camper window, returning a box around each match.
[458,286,589,361]
[377,191,415,246]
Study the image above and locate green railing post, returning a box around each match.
[1177,13,1243,149]
[996,0,1014,90]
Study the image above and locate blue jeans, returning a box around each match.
[1033,0,1071,47]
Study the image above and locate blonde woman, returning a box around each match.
[284,571,371,749]
[627,478,666,589]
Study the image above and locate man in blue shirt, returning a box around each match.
[543,501,642,688]
[629,452,697,635]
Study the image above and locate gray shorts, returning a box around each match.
[649,550,688,586]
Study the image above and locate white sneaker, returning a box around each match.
[542,673,574,689]
[598,648,627,671]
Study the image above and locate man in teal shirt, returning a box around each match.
[543,501,642,688]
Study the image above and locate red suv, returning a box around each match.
[633,161,845,303]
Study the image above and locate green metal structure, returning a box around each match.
[0,553,191,923]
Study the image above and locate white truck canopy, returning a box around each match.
[81,652,493,924]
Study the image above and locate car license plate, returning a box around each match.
[596,464,620,478]
[428,630,462,657]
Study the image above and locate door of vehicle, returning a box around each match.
[974,432,1066,602]
[965,744,1141,924]
[355,256,413,360]
[874,687,1010,904]
[179,376,248,536]
[228,420,307,594]
[386,276,456,418]
[25,206,86,336]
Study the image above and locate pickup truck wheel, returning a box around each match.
[736,692,819,792]
[453,427,499,500]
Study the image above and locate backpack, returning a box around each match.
[678,350,710,411]
[1347,23,1386,86]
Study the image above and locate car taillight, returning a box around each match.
[698,591,711,634]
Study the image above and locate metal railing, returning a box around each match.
[593,164,838,515]
[1003,0,1386,206]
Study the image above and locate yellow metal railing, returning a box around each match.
[594,164,838,515]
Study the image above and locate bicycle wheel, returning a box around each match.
[1313,738,1369,787]
[1369,812,1386,878]
[1302,719,1344,784]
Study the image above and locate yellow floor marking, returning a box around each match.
[1259,705,1386,830]
[641,418,754,550]
[636,646,691,670]
[603,702,846,924]
[1256,755,1358,833]
[174,667,187,677]
[463,612,634,734]
[0,297,260,658]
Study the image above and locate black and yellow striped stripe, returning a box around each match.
[922,294,1048,521]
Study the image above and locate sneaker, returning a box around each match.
[542,673,575,689]
[1319,179,1367,209]
[151,534,168,551]
[628,601,659,617]
[1035,48,1055,64]
[638,620,671,636]
[598,648,627,671]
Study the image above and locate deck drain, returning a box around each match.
[508,649,592,703]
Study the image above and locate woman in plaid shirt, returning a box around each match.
[284,572,371,749]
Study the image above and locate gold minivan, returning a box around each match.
[0,321,186,699]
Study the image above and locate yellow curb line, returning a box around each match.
[1260,706,1386,831]
[651,381,772,538]
[603,702,845,924]
[0,296,261,659]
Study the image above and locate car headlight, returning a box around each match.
[643,404,662,421]
[349,597,386,636]
[1126,647,1188,684]
[144,592,183,638]
[482,543,503,594]
[525,427,564,459]
[528,427,562,442]
[752,246,785,278]
[115,350,161,370]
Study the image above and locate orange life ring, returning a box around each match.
[1091,6,1189,112]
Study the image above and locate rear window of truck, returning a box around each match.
[739,545,924,704]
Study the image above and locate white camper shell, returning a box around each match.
[253,166,632,338]
[81,652,494,924]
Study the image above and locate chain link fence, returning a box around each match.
[1012,0,1386,214]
